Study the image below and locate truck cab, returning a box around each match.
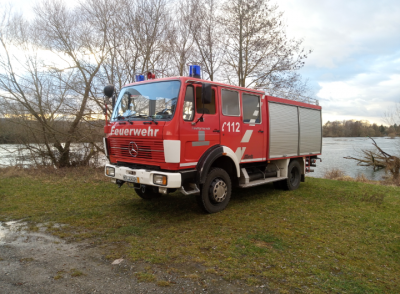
[104,75,322,213]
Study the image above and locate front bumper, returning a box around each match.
[104,164,182,188]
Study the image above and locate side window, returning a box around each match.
[183,86,194,121]
[242,93,261,123]
[195,87,216,114]
[221,89,240,116]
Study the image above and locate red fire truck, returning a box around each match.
[103,69,322,213]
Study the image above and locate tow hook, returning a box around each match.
[116,179,125,188]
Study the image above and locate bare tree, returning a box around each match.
[0,0,316,169]
[220,0,310,89]
[167,0,196,76]
[97,0,172,86]
[0,1,108,167]
[191,0,224,81]
[135,0,171,74]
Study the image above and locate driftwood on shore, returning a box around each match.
[344,137,400,182]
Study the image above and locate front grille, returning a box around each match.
[108,138,164,163]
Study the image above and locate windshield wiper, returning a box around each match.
[126,114,158,125]
[143,116,158,125]
[125,114,147,119]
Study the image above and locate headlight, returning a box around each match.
[153,174,167,186]
[105,166,115,177]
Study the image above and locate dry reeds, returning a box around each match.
[324,168,346,180]
[323,168,377,184]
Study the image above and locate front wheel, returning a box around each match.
[135,185,161,200]
[196,168,232,213]
[282,161,301,191]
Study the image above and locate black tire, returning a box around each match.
[196,168,232,214]
[135,185,161,200]
[282,160,301,191]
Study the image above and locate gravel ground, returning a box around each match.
[0,221,275,294]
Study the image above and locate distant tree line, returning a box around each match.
[0,118,103,145]
[323,120,399,138]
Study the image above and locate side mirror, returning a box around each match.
[104,85,116,109]
[202,83,212,104]
[104,85,115,98]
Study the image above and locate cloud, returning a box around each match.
[281,0,400,69]
[278,0,400,124]
[317,72,400,124]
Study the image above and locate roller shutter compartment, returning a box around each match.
[299,108,322,155]
[268,103,299,158]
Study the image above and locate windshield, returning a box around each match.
[112,80,181,121]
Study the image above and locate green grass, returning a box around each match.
[135,271,156,282]
[1,167,400,293]
[70,269,85,277]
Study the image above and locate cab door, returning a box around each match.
[180,84,220,168]
[219,88,243,161]
[240,92,265,162]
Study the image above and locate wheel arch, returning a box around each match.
[196,145,240,184]
[290,157,305,182]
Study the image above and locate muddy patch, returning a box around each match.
[0,221,273,293]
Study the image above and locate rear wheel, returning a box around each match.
[135,185,161,200]
[196,168,232,213]
[282,161,301,191]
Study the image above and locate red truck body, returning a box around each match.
[104,76,322,213]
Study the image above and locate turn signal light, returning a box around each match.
[105,166,115,177]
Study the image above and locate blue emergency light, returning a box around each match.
[189,65,201,79]
[135,75,145,82]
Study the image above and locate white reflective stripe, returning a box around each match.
[192,141,210,146]
[192,131,208,146]
[240,158,264,163]
[103,137,108,157]
[253,110,259,116]
[180,162,197,167]
[241,130,253,143]
[223,146,241,177]
[163,140,181,163]
[198,131,205,141]
[249,119,256,123]
[249,124,255,126]
[235,147,246,161]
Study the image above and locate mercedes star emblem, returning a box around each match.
[128,142,139,157]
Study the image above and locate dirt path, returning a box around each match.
[0,221,273,294]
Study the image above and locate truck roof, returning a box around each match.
[123,76,321,110]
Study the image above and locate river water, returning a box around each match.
[0,144,107,168]
[313,137,400,180]
[1,138,399,180]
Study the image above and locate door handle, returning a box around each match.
[258,130,264,133]
[213,129,220,133]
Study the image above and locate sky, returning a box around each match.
[4,0,400,125]
[280,0,400,125]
